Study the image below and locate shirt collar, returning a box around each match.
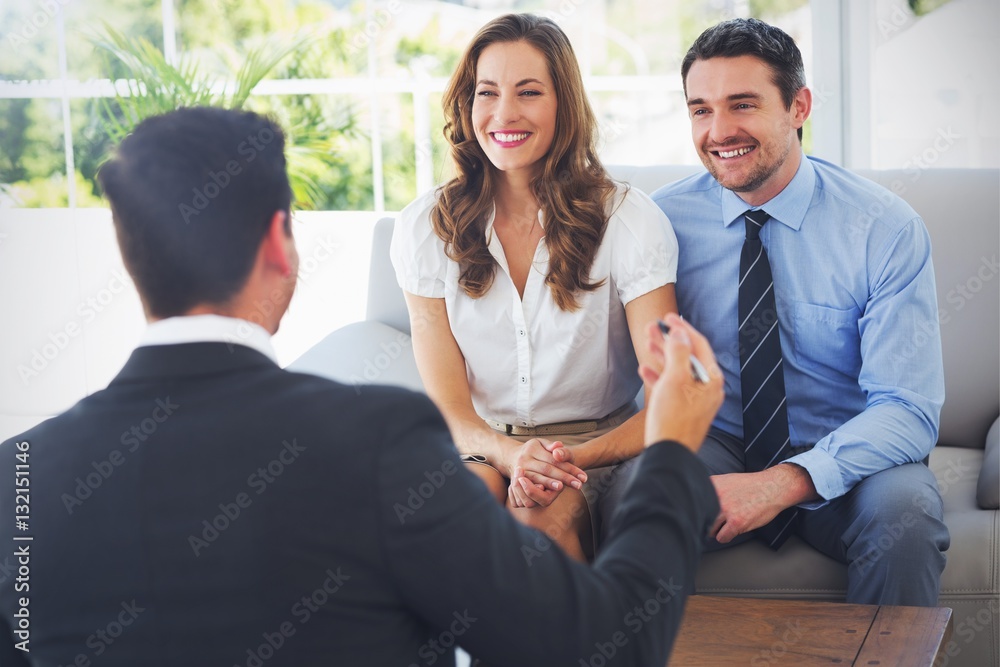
[483,202,547,236]
[483,202,548,272]
[137,314,278,363]
[721,152,815,231]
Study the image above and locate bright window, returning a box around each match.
[1,0,993,210]
[1,0,815,210]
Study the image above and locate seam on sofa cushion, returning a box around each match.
[696,587,844,593]
[990,510,1000,591]
[940,589,1000,594]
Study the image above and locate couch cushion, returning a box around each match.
[932,446,997,593]
[285,320,424,393]
[696,537,847,599]
[978,418,1000,509]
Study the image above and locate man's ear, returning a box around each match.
[792,86,812,130]
[261,210,293,278]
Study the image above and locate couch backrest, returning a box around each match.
[368,166,1000,449]
[367,216,412,334]
[869,168,998,448]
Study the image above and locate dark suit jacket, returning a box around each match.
[0,342,718,666]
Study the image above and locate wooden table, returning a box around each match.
[668,596,952,666]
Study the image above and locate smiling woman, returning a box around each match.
[390,13,680,566]
[431,13,618,312]
[471,42,558,183]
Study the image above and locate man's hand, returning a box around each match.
[639,314,724,452]
[504,439,587,509]
[710,464,818,543]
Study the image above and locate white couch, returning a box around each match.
[289,166,1000,667]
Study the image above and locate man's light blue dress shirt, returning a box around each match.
[651,155,945,507]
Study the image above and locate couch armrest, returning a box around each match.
[285,321,424,394]
[978,416,999,509]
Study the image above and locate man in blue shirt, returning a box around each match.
[648,18,948,606]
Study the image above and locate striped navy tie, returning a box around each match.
[739,209,797,549]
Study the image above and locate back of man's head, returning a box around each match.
[681,18,806,111]
[98,107,292,319]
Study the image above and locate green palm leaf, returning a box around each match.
[93,26,325,208]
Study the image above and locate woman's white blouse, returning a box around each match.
[390,183,678,427]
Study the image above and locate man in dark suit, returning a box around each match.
[0,107,721,667]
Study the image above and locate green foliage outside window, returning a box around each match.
[0,0,417,210]
[909,0,954,16]
[0,0,838,209]
[92,25,360,210]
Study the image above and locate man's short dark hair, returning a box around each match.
[681,18,806,139]
[97,107,292,318]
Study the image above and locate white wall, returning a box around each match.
[871,0,999,169]
[0,209,378,443]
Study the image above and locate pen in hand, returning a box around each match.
[658,320,711,384]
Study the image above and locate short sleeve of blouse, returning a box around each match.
[608,185,679,305]
[390,190,448,299]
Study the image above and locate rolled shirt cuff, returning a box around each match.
[784,446,845,509]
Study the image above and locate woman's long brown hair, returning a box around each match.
[431,13,618,311]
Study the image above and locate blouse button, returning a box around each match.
[520,375,527,384]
